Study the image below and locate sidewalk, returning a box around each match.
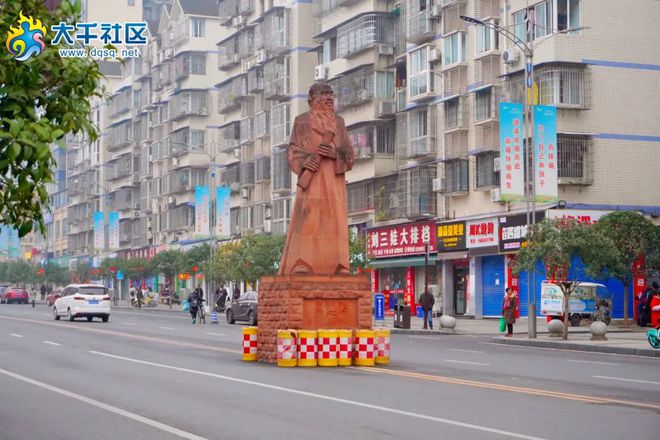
[375,314,659,358]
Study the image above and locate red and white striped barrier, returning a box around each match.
[242,326,257,362]
[277,329,297,367]
[375,329,391,365]
[297,330,317,367]
[317,329,338,367]
[353,329,375,366]
[337,329,353,366]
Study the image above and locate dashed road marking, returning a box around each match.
[9,333,23,338]
[444,359,490,366]
[567,359,619,366]
[593,376,660,386]
[447,348,485,354]
[43,341,61,346]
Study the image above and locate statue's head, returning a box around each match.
[308,82,334,111]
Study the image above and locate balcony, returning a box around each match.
[443,130,468,161]
[240,161,255,187]
[506,64,589,109]
[247,66,264,93]
[240,117,253,145]
[337,14,397,58]
[373,174,398,222]
[107,154,134,181]
[347,180,375,214]
[474,53,500,87]
[473,122,499,154]
[108,87,132,119]
[270,103,290,148]
[405,106,436,158]
[221,163,241,191]
[218,38,240,71]
[108,187,139,212]
[219,121,241,152]
[255,156,271,182]
[218,0,240,26]
[263,57,290,100]
[170,91,209,121]
[473,87,499,125]
[253,111,269,139]
[475,151,500,190]
[163,168,207,195]
[442,64,468,98]
[397,166,436,218]
[259,7,291,56]
[272,149,291,193]
[443,96,468,132]
[217,75,248,114]
[441,158,469,195]
[406,4,434,44]
[348,123,396,160]
[440,0,467,34]
[474,0,500,20]
[174,53,207,81]
[106,119,133,151]
[327,65,389,112]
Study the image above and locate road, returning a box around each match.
[1,304,658,440]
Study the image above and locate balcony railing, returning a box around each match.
[270,103,290,147]
[219,121,241,151]
[328,65,375,111]
[263,57,290,100]
[443,97,468,132]
[217,75,248,114]
[337,14,397,58]
[272,149,291,193]
[397,166,436,218]
[507,64,589,109]
[170,91,209,120]
[441,158,469,194]
[407,7,434,43]
[260,8,290,56]
[475,151,499,189]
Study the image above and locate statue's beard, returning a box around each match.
[310,98,337,137]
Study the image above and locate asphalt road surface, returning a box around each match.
[1,304,658,440]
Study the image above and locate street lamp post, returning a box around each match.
[460,14,588,338]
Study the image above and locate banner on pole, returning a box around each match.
[533,105,559,202]
[215,186,231,239]
[93,211,105,253]
[499,103,525,202]
[194,186,210,238]
[108,211,120,251]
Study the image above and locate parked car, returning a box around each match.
[1,286,29,304]
[226,291,258,326]
[46,289,62,306]
[53,284,111,322]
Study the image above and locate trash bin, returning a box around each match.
[393,305,411,329]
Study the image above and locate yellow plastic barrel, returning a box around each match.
[296,330,317,367]
[375,328,391,365]
[353,329,376,366]
[317,329,339,367]
[337,329,353,367]
[242,326,258,362]
[277,329,297,367]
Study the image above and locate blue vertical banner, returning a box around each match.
[93,211,105,253]
[374,293,385,321]
[533,105,559,202]
[194,186,210,238]
[215,186,231,239]
[108,211,120,251]
[499,103,525,202]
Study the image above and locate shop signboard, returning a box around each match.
[499,212,546,252]
[546,209,610,225]
[374,293,385,321]
[466,218,499,248]
[436,221,466,252]
[215,186,231,239]
[367,221,436,258]
[93,211,105,253]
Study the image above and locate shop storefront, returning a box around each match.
[464,217,500,318]
[436,220,468,316]
[367,221,438,314]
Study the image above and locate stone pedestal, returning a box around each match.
[257,274,372,363]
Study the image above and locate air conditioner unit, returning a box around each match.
[241,187,250,199]
[314,65,328,81]
[431,4,443,18]
[242,59,252,71]
[377,44,394,56]
[432,178,443,192]
[493,157,501,172]
[502,48,520,65]
[132,210,141,218]
[232,16,245,27]
[256,49,267,64]
[167,195,176,206]
[197,107,208,115]
[377,100,396,117]
[490,188,501,203]
[428,48,439,63]
[232,53,240,64]
[233,149,241,159]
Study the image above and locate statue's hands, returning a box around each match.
[318,143,336,159]
[303,155,320,172]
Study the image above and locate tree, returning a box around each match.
[513,218,612,340]
[590,211,658,326]
[151,250,184,286]
[349,232,370,274]
[207,242,242,286]
[0,261,7,282]
[0,1,104,236]
[42,261,69,286]
[123,258,152,286]
[6,260,37,287]
[71,261,91,283]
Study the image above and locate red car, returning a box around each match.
[46,289,62,306]
[1,287,29,304]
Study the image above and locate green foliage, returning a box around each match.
[181,244,210,273]
[151,250,184,280]
[513,218,613,339]
[41,261,69,286]
[590,211,658,324]
[2,260,37,286]
[207,242,241,286]
[0,1,104,237]
[122,257,152,281]
[208,235,285,287]
[72,261,91,283]
[349,232,370,273]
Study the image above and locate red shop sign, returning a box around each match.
[367,221,436,258]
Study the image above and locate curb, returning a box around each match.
[491,336,660,358]
[111,306,183,314]
[387,328,458,336]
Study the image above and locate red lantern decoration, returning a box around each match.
[192,265,199,273]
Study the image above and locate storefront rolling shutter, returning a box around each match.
[482,255,505,317]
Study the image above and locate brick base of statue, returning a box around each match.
[257,274,372,364]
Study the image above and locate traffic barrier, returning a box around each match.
[375,328,391,365]
[337,329,353,366]
[210,310,219,324]
[277,330,297,367]
[317,329,338,367]
[242,326,258,362]
[353,329,375,366]
[296,330,317,367]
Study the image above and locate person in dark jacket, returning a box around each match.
[232,286,241,303]
[419,290,435,330]
[502,287,517,337]
[188,289,201,324]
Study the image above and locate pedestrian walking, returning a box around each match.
[188,289,201,324]
[136,285,143,309]
[40,284,47,301]
[502,287,517,337]
[650,282,660,329]
[232,285,241,303]
[638,286,653,327]
[419,290,435,330]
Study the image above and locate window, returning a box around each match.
[443,32,466,66]
[442,159,469,194]
[408,106,435,156]
[476,21,499,54]
[557,0,580,31]
[408,47,430,98]
[475,89,492,122]
[191,54,206,75]
[557,135,590,183]
[192,18,205,37]
[513,1,553,42]
[375,71,395,100]
[475,151,500,189]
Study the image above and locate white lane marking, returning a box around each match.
[479,342,656,360]
[90,351,543,440]
[409,336,439,341]
[447,349,485,354]
[9,333,23,338]
[444,359,490,366]
[0,367,207,440]
[566,359,620,366]
[206,332,225,336]
[593,376,660,386]
[121,322,137,326]
[159,326,175,330]
[43,341,61,346]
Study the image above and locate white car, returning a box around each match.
[53,284,111,322]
